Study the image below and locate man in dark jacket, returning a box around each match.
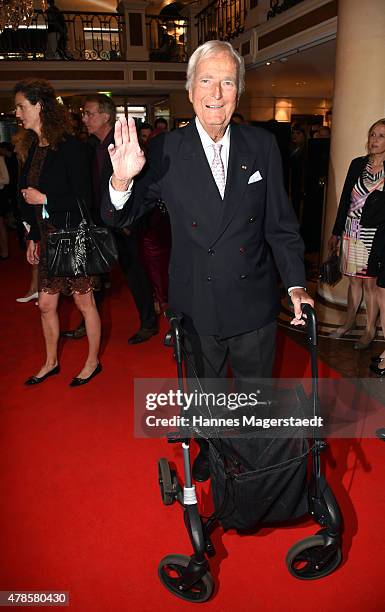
[63,94,157,343]
[102,41,313,479]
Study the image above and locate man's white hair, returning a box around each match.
[186,40,245,99]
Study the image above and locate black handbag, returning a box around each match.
[360,189,385,228]
[46,199,118,277]
[319,251,342,286]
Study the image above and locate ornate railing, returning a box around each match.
[0,10,125,60]
[267,0,305,20]
[146,15,188,62]
[196,0,247,46]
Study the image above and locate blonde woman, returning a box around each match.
[329,119,385,349]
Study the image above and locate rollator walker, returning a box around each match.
[157,304,342,602]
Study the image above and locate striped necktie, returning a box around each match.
[211,143,225,198]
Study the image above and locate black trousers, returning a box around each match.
[113,228,157,330]
[182,321,277,454]
[183,320,277,381]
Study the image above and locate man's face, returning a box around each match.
[189,51,238,141]
[291,130,304,146]
[156,122,167,133]
[82,101,111,139]
[139,128,152,144]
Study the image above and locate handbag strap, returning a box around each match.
[76,198,95,226]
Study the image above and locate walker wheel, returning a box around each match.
[158,458,174,505]
[158,554,214,602]
[286,534,342,580]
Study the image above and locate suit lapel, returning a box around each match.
[179,121,219,193]
[179,122,224,245]
[211,125,254,245]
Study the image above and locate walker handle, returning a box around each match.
[301,303,317,348]
[164,309,183,365]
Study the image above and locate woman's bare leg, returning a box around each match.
[19,265,39,300]
[72,290,101,379]
[30,264,38,293]
[331,276,363,337]
[33,291,60,378]
[375,286,385,365]
[359,277,379,345]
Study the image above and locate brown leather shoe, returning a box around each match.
[128,327,158,344]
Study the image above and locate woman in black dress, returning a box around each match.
[15,79,102,386]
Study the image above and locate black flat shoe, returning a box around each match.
[371,354,385,364]
[69,363,102,387]
[376,428,385,441]
[25,365,60,386]
[369,363,385,376]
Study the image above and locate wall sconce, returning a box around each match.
[275,99,292,122]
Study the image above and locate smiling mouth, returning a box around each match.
[206,104,223,109]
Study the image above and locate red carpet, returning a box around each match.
[1,239,384,610]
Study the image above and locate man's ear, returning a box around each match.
[188,88,193,104]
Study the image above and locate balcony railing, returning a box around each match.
[267,0,305,20]
[0,10,125,61]
[196,0,247,46]
[0,10,189,62]
[146,15,188,62]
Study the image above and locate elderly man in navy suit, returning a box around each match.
[102,40,313,480]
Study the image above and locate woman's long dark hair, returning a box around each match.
[13,79,72,149]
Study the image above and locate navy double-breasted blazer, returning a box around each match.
[102,121,306,337]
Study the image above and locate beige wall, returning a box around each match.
[247,96,332,123]
[165,92,332,126]
[168,91,193,123]
[167,91,253,126]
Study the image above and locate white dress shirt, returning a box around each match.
[195,117,230,181]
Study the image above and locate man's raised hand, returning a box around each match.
[108,116,146,191]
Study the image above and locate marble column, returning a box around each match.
[319,0,385,304]
[117,0,149,61]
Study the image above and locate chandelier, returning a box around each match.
[0,0,47,33]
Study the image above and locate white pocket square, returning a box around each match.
[248,170,263,184]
